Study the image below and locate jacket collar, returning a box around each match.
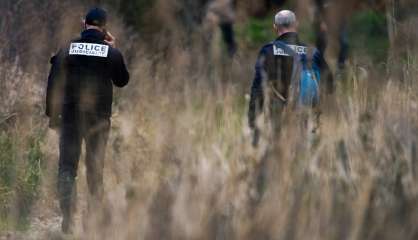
[81,29,106,41]
[276,32,299,43]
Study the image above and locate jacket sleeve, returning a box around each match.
[45,50,65,118]
[314,50,334,94]
[110,50,130,88]
[248,48,267,129]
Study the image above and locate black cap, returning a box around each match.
[85,7,107,27]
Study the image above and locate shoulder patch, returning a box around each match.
[273,44,307,56]
[69,43,109,58]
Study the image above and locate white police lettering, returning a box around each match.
[273,44,307,56]
[69,43,109,58]
[273,45,288,56]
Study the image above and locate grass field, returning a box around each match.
[1,0,418,239]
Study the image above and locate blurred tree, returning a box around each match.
[245,0,285,17]
[86,0,154,32]
[385,0,418,78]
[0,0,75,68]
[179,0,212,35]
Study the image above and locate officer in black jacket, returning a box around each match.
[248,10,333,146]
[45,7,129,233]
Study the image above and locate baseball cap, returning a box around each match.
[85,7,107,27]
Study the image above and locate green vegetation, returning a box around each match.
[349,10,389,63]
[0,130,44,231]
[241,9,389,63]
[1,0,418,239]
[0,133,17,230]
[240,15,277,47]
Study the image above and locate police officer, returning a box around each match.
[45,7,129,233]
[248,10,333,146]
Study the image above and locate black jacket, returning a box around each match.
[248,32,333,129]
[46,29,129,120]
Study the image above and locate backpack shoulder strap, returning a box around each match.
[304,47,317,69]
[273,40,303,106]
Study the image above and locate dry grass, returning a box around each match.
[1,0,418,239]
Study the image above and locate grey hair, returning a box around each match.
[274,10,297,28]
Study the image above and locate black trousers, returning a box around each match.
[219,22,237,57]
[313,3,349,69]
[57,110,110,219]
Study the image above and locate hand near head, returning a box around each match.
[104,31,116,48]
[84,7,115,47]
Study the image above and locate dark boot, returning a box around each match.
[58,172,76,234]
[61,212,73,234]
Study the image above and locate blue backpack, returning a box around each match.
[274,41,321,107]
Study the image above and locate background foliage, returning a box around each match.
[1,0,418,239]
